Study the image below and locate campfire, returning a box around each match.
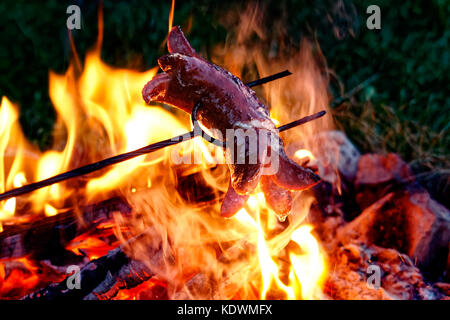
[0,2,449,301]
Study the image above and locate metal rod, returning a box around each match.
[0,70,325,202]
[277,110,326,132]
[245,70,292,87]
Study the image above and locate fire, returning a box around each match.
[168,0,175,33]
[0,258,40,298]
[44,203,58,217]
[0,2,332,300]
[294,149,315,162]
[0,97,35,230]
[0,171,27,231]
[66,234,117,260]
[0,256,64,299]
[0,98,18,225]
[234,194,327,300]
[289,225,327,299]
[0,40,190,219]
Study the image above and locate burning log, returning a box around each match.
[24,232,251,300]
[21,227,172,300]
[0,197,131,261]
[23,223,295,300]
[23,246,154,300]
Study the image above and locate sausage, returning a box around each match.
[260,175,292,221]
[221,179,249,218]
[142,26,320,219]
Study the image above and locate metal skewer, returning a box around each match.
[0,70,326,202]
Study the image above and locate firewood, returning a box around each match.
[0,197,131,260]
[24,233,258,300]
[23,246,153,300]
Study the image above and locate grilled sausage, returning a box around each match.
[142,26,320,219]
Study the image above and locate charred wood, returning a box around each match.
[0,197,131,261]
[23,246,153,300]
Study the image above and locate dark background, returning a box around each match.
[0,0,448,173]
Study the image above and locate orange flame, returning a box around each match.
[0,2,332,300]
[168,0,175,33]
[234,194,327,299]
[0,97,36,230]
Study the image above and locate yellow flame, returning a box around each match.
[289,225,327,299]
[0,98,34,229]
[234,200,327,300]
[1,198,15,219]
[0,171,27,228]
[168,0,175,32]
[0,97,19,197]
[294,149,315,161]
[85,104,185,196]
[0,99,15,225]
[32,151,64,212]
[13,172,26,188]
[44,204,58,217]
